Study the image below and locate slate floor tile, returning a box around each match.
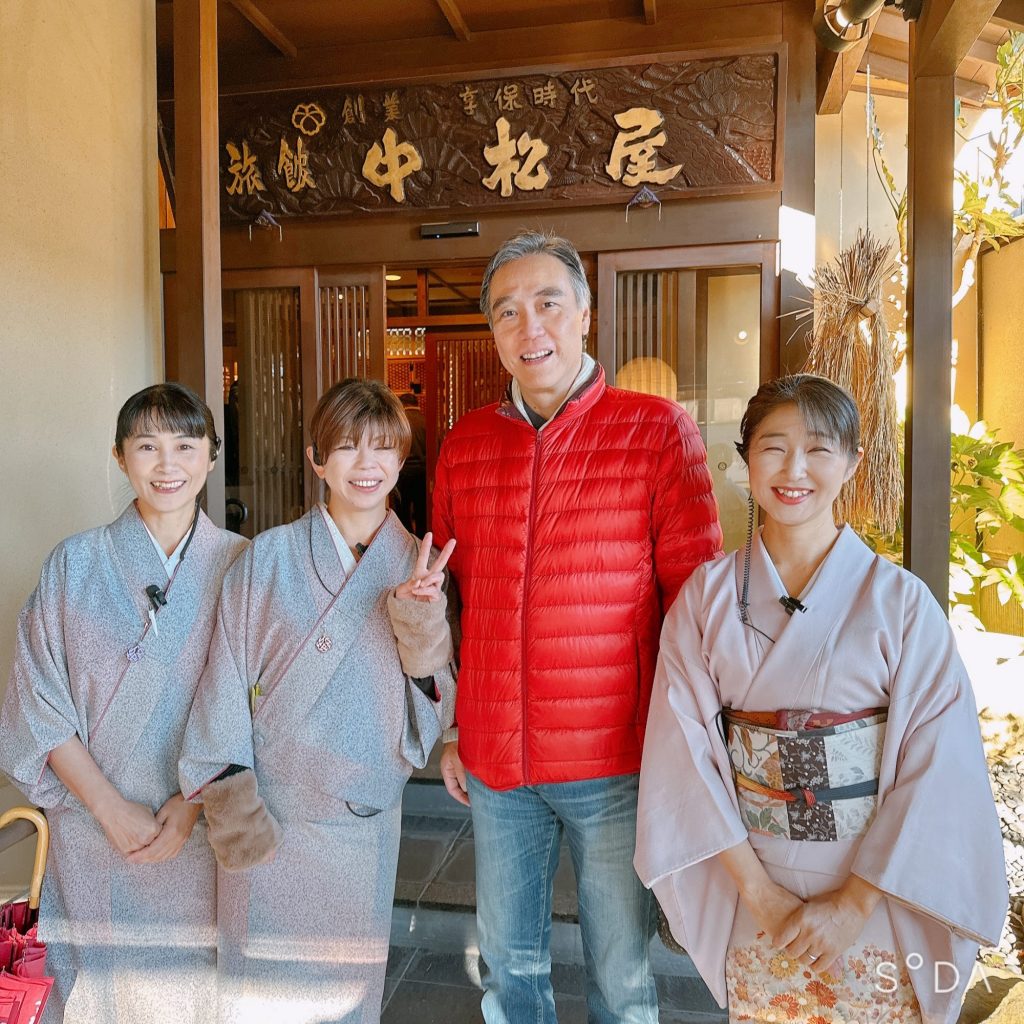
[403,949,483,989]
[380,979,484,1022]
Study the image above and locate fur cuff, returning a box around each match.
[202,769,282,872]
[387,592,452,677]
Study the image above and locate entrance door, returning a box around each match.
[597,243,778,550]
[221,269,318,536]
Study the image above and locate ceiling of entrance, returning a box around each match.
[155,0,780,97]
[157,0,1024,106]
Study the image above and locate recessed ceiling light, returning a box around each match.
[385,273,402,282]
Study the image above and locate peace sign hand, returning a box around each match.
[394,533,456,603]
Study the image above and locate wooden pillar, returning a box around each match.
[904,1,999,604]
[780,0,817,370]
[904,68,954,605]
[174,0,225,525]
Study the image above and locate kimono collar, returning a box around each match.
[317,504,359,580]
[307,505,410,598]
[141,518,191,579]
[106,501,218,618]
[749,524,872,613]
[734,524,876,707]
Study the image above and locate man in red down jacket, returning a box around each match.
[432,231,722,1024]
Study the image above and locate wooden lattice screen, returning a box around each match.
[429,333,509,448]
[320,284,372,386]
[233,287,305,535]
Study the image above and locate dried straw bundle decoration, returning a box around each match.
[805,230,902,535]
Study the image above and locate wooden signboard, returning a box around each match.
[162,53,781,220]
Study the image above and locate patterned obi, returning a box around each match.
[722,707,887,842]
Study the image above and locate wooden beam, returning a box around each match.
[225,0,297,59]
[859,50,990,104]
[967,37,1000,65]
[849,75,990,106]
[994,0,1024,28]
[174,0,226,526]
[643,0,658,26]
[435,0,471,42]
[817,8,878,114]
[913,0,1001,77]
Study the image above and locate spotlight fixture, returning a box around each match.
[813,0,885,53]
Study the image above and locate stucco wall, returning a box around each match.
[0,2,161,871]
[980,238,1024,578]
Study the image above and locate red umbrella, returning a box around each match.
[0,808,53,1024]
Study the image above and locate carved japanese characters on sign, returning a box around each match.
[362,128,423,203]
[225,141,265,195]
[482,118,551,197]
[606,108,682,187]
[171,54,779,219]
[570,76,598,105]
[278,136,316,193]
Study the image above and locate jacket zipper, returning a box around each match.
[521,429,543,785]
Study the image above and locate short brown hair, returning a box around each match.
[309,378,412,464]
[736,374,860,462]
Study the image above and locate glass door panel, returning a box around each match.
[599,244,778,552]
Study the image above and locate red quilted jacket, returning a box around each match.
[431,367,722,789]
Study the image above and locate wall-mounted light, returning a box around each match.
[419,221,480,239]
[385,273,402,282]
[813,0,885,53]
[735,330,750,345]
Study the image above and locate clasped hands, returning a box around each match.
[750,875,880,975]
[98,792,200,864]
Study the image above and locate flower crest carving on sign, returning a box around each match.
[291,102,327,137]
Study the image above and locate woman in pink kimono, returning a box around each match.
[635,375,1007,1024]
[0,383,248,1023]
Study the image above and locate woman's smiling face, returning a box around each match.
[115,429,215,517]
[311,429,402,516]
[747,403,861,530]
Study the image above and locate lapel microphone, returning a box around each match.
[146,584,168,611]
[779,595,807,616]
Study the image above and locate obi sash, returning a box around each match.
[722,707,887,842]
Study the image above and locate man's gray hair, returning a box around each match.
[479,231,591,325]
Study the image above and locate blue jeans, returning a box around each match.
[467,772,658,1024]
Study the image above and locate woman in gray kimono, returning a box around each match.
[179,378,457,1024]
[0,383,248,1023]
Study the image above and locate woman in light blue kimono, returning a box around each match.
[0,383,248,1023]
[180,378,457,1024]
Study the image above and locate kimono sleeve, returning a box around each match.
[0,546,81,807]
[178,550,257,801]
[851,581,1008,948]
[634,582,747,1008]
